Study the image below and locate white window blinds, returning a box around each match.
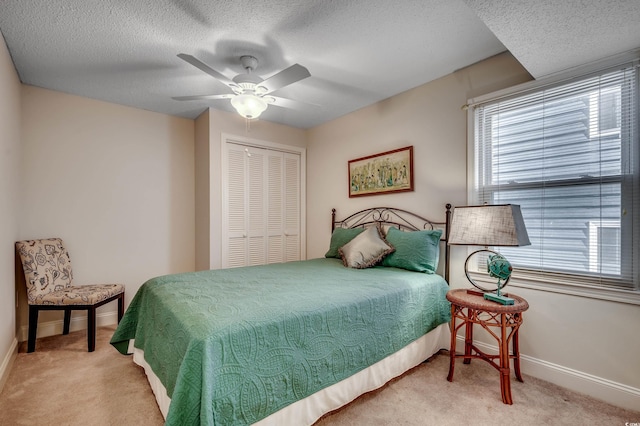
[472,63,639,290]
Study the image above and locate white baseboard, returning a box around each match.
[456,335,640,412]
[18,311,119,342]
[0,338,18,393]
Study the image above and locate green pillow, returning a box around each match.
[381,227,442,273]
[325,227,365,258]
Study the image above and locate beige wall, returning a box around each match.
[18,86,195,334]
[307,52,640,410]
[194,109,211,271]
[306,52,531,258]
[196,107,307,270]
[0,32,21,390]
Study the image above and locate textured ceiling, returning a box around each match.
[0,1,639,129]
[463,0,640,78]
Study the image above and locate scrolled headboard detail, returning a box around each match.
[331,204,452,282]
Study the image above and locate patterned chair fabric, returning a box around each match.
[16,238,124,305]
[15,237,125,352]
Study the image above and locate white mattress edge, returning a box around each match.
[129,322,451,425]
[129,339,171,420]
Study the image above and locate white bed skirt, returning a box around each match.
[129,322,451,425]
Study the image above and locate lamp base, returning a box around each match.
[484,292,515,305]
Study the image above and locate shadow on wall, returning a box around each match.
[452,52,533,101]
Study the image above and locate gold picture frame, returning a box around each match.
[348,146,414,197]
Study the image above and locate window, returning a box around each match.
[471,62,639,293]
[588,220,620,275]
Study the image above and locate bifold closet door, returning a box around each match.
[267,151,301,264]
[283,152,301,262]
[223,142,301,268]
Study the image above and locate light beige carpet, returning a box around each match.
[1,326,638,425]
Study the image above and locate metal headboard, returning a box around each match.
[331,204,452,283]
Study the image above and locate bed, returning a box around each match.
[110,205,453,425]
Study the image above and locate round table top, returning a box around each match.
[446,288,529,313]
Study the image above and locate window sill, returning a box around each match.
[467,270,640,306]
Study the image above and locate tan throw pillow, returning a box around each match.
[338,224,395,269]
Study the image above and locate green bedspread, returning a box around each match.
[110,258,450,425]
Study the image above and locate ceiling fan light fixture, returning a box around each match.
[230,94,268,119]
[175,53,311,120]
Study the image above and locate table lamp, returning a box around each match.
[448,204,530,305]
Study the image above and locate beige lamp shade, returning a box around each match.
[448,204,530,247]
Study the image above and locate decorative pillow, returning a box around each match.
[381,227,442,273]
[338,224,395,269]
[325,227,365,258]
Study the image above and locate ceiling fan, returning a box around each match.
[173,54,311,119]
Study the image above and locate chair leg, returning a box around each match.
[88,307,96,352]
[63,310,71,335]
[28,306,39,353]
[117,293,124,323]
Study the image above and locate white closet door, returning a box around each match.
[284,152,301,262]
[223,140,301,268]
[247,147,267,266]
[225,144,248,268]
[267,151,285,264]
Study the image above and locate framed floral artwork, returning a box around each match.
[348,146,414,197]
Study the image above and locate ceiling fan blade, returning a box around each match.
[177,54,236,88]
[172,94,234,101]
[268,95,318,110]
[259,64,311,94]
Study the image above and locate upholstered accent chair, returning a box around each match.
[15,238,125,353]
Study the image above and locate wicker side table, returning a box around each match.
[446,288,529,404]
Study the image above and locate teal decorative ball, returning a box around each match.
[487,253,512,282]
